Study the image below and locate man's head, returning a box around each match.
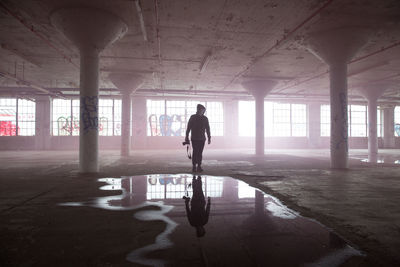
[196,104,206,115]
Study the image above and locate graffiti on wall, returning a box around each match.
[0,121,18,136]
[81,96,98,133]
[148,114,184,136]
[56,116,115,136]
[395,124,400,137]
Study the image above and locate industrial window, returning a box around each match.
[238,101,307,137]
[395,106,400,137]
[320,104,330,137]
[238,101,255,136]
[146,100,223,137]
[0,98,35,136]
[52,99,80,136]
[377,108,382,138]
[291,104,307,136]
[320,104,382,137]
[98,99,122,136]
[52,98,121,136]
[349,105,367,137]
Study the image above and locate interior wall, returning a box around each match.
[0,97,398,150]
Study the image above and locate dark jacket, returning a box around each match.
[185,114,211,141]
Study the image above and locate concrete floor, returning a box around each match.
[0,149,399,266]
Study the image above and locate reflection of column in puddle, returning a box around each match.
[255,190,265,217]
[222,178,239,202]
[247,190,275,231]
[121,176,147,207]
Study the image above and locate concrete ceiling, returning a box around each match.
[0,0,399,102]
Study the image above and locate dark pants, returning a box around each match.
[192,140,205,166]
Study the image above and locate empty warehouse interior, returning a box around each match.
[1,0,400,266]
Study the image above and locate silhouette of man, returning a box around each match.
[184,176,211,237]
[185,104,211,172]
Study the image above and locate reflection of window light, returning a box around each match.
[238,180,255,198]
[99,178,122,191]
[145,175,223,200]
[205,176,223,197]
[266,197,297,219]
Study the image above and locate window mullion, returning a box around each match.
[16,98,19,136]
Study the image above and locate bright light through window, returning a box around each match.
[239,101,307,137]
[395,106,400,137]
[52,98,121,136]
[321,104,382,137]
[98,99,122,136]
[146,100,223,137]
[320,104,330,137]
[238,101,255,136]
[52,99,80,136]
[0,98,35,136]
[349,105,367,137]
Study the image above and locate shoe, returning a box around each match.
[197,166,203,172]
[192,166,197,172]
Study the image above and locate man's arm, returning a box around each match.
[205,117,211,144]
[185,199,194,226]
[185,116,193,141]
[204,197,211,224]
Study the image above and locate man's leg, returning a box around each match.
[192,140,199,171]
[197,140,206,171]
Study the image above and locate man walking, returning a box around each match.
[185,104,211,172]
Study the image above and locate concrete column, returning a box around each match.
[35,96,51,150]
[242,80,278,156]
[51,7,127,173]
[308,102,321,148]
[383,105,396,148]
[109,73,144,156]
[330,62,349,167]
[306,27,370,168]
[121,93,132,156]
[132,97,147,149]
[79,50,100,171]
[358,82,392,161]
[255,190,265,217]
[367,98,378,161]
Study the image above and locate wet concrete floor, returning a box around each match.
[0,149,400,266]
[61,174,362,266]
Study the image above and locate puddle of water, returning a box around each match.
[168,160,254,167]
[351,156,400,164]
[61,174,364,266]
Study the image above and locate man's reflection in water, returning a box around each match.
[184,175,211,237]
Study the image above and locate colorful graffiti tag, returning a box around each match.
[395,124,400,137]
[148,114,185,136]
[0,121,18,136]
[55,116,117,136]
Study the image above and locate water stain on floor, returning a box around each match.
[61,174,363,266]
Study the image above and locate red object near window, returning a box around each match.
[0,121,18,136]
